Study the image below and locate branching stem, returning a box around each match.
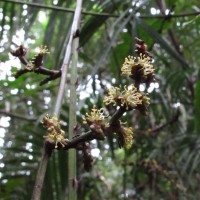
[32,1,83,199]
[31,143,53,200]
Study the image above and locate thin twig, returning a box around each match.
[140,12,200,19]
[150,111,179,135]
[156,1,183,55]
[14,66,61,85]
[135,111,180,137]
[34,67,60,76]
[0,110,37,121]
[10,45,62,85]
[39,70,61,86]
[31,143,53,200]
[2,0,118,18]
[2,0,200,19]
[54,0,83,116]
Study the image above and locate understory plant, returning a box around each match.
[7,1,186,200]
[11,36,155,199]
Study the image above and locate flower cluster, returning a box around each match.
[83,107,134,149]
[11,45,60,85]
[103,86,121,106]
[83,107,109,140]
[82,38,154,150]
[27,46,49,70]
[120,85,143,110]
[41,114,69,148]
[83,107,108,125]
[118,126,134,149]
[121,54,155,86]
[103,84,150,114]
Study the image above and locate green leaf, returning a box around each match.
[194,71,200,133]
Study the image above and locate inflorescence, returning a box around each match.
[103,84,150,115]
[83,107,109,140]
[10,45,61,85]
[82,108,134,149]
[121,54,155,86]
[29,46,49,69]
[41,114,69,149]
[16,38,155,156]
[82,38,155,150]
[119,126,134,149]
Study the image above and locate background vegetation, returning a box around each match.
[0,0,200,199]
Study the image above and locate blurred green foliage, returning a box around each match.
[0,0,200,199]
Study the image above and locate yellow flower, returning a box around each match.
[121,55,137,76]
[39,46,49,56]
[121,126,134,149]
[55,135,69,149]
[104,85,143,110]
[31,46,49,68]
[137,55,154,75]
[25,63,34,71]
[104,84,150,113]
[121,54,155,85]
[83,107,108,125]
[103,86,120,106]
[121,85,142,110]
[136,94,151,115]
[43,132,55,141]
[42,114,68,148]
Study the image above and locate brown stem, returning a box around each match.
[14,68,30,78]
[109,107,126,125]
[34,108,127,153]
[14,66,62,85]
[34,67,61,76]
[59,108,126,150]
[31,142,53,200]
[135,111,180,137]
[3,0,118,18]
[19,56,29,65]
[39,71,62,86]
